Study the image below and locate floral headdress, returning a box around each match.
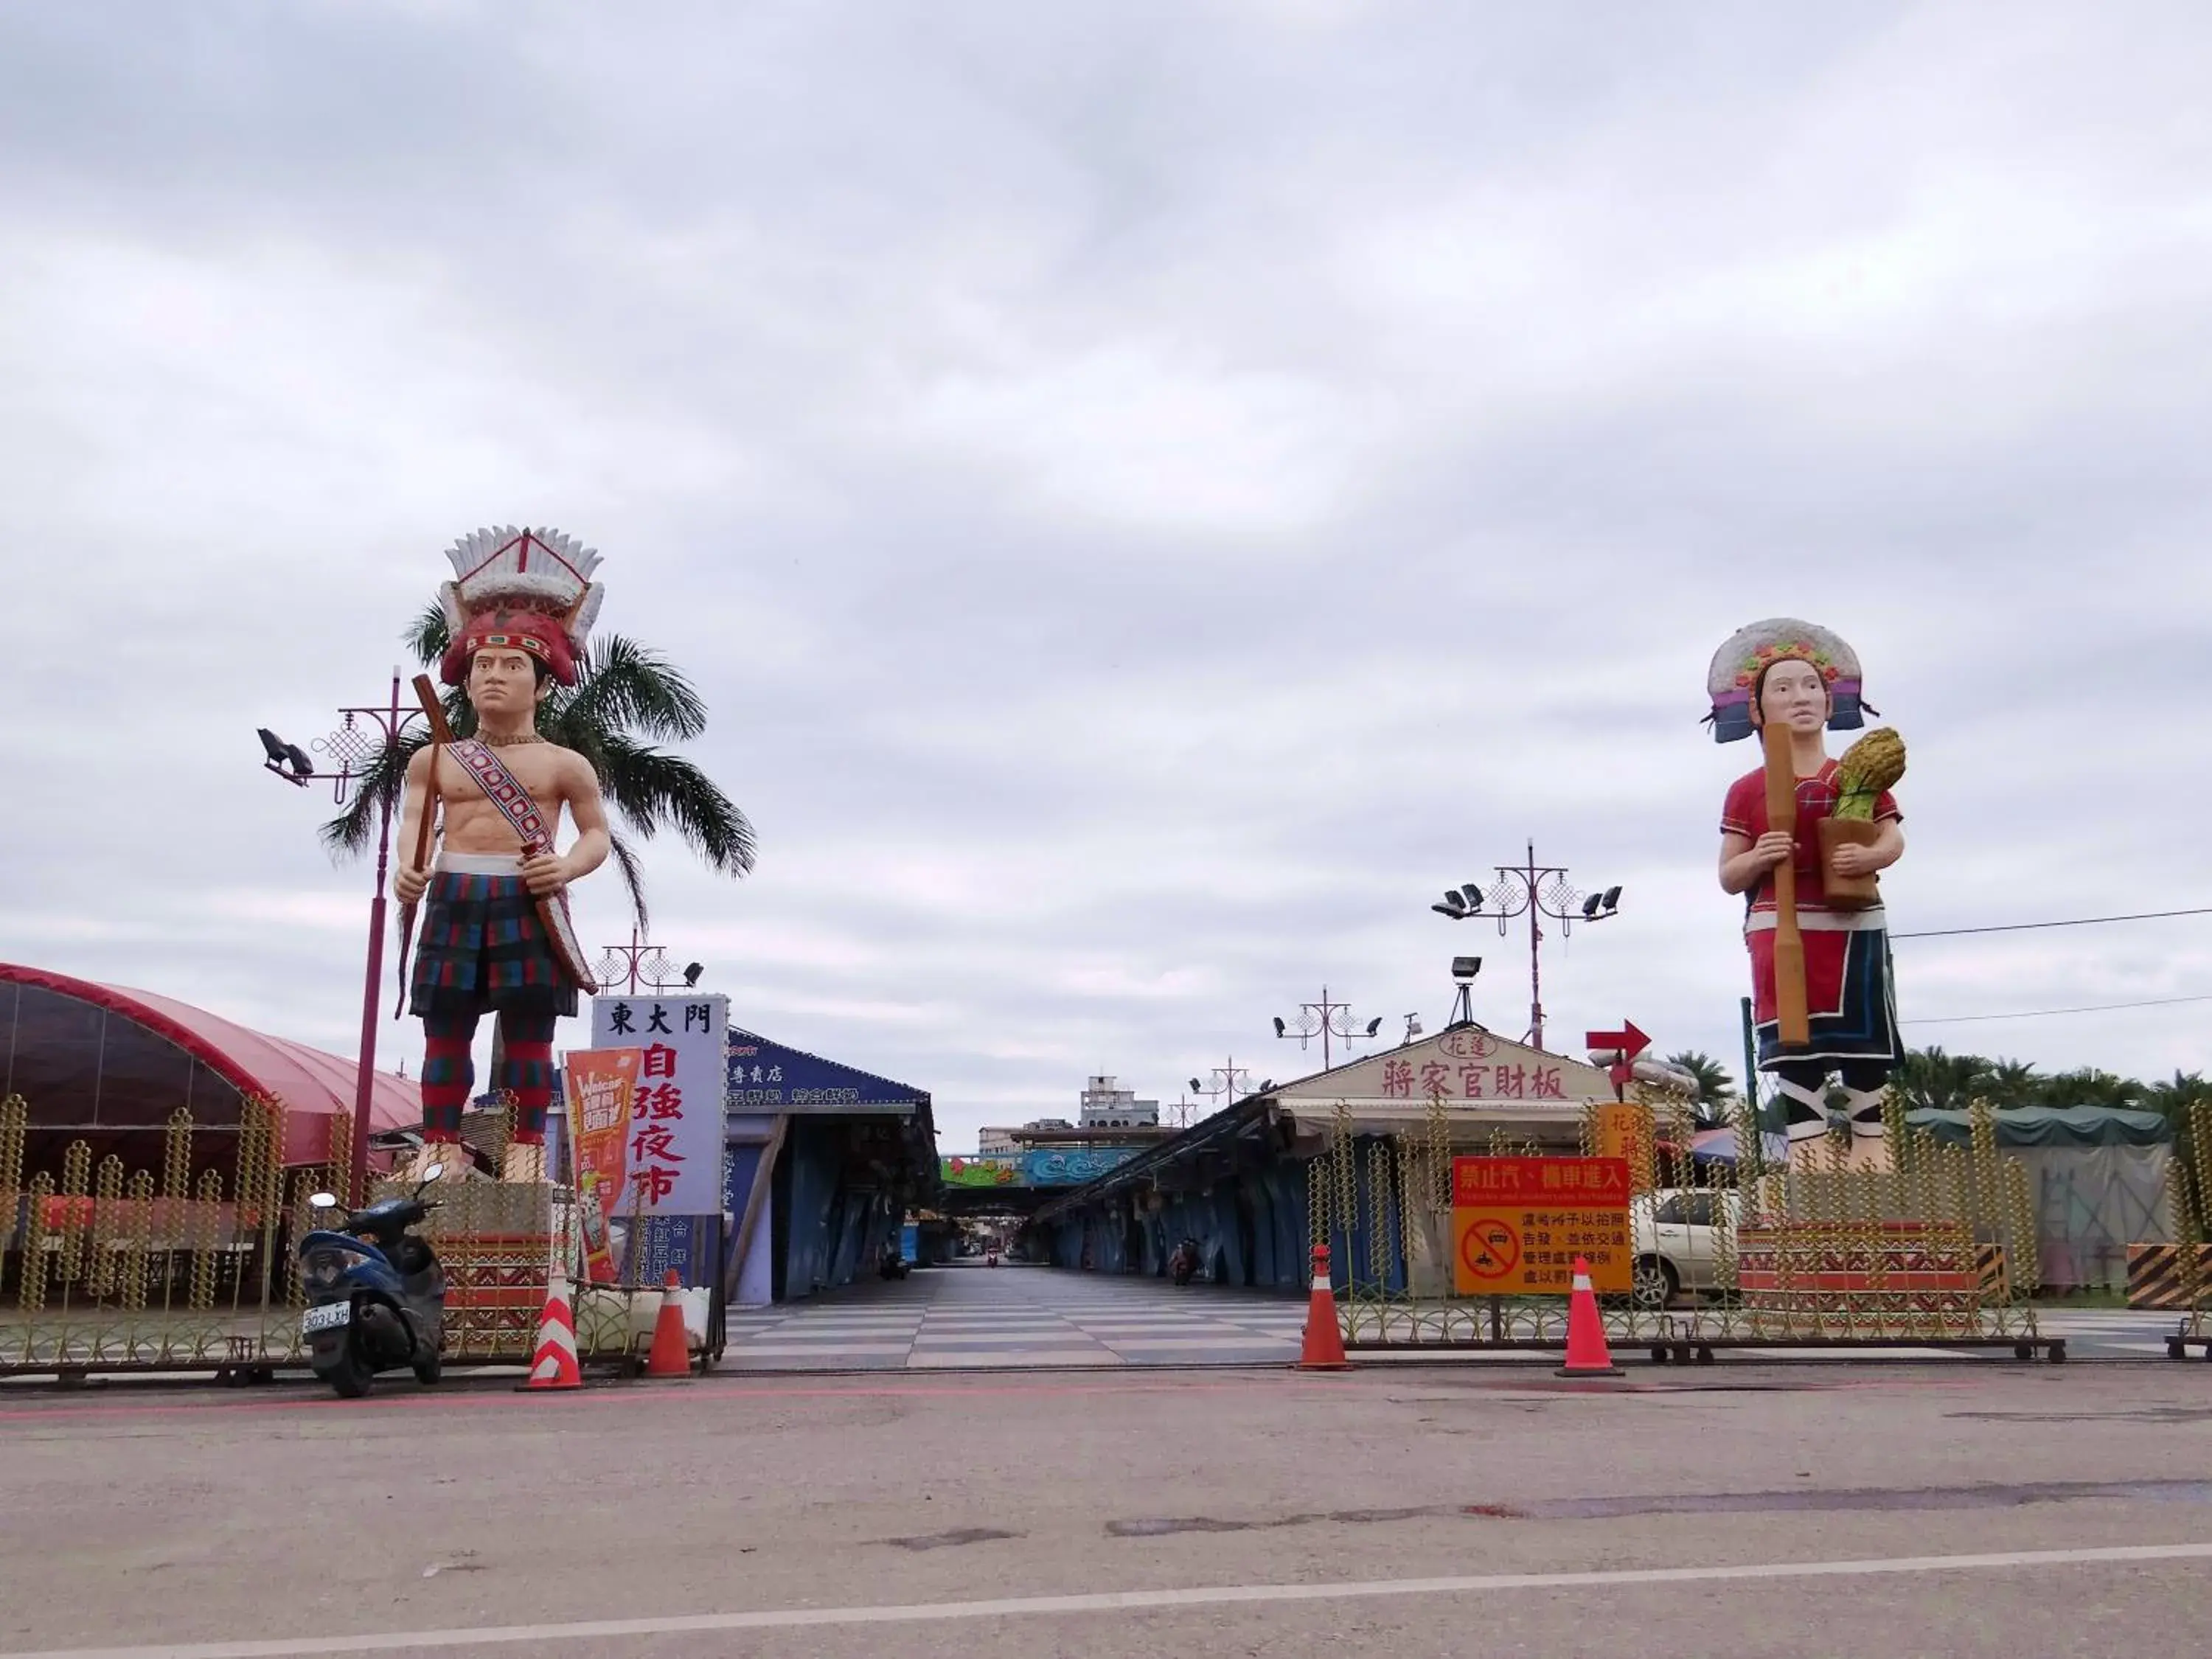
[1704,617,1867,744]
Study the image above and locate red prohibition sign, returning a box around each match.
[1460,1216,1521,1281]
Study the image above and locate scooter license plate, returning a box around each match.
[301,1302,351,1336]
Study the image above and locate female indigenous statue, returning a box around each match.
[394,528,611,1182]
[1710,620,1907,1172]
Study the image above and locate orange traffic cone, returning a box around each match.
[522,1270,582,1392]
[1297,1244,1352,1371]
[643,1269,692,1379]
[1557,1255,1623,1378]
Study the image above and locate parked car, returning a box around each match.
[1630,1187,1742,1309]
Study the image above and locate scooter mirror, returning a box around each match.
[420,1163,445,1185]
[308,1192,339,1209]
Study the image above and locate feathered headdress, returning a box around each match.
[436,526,605,688]
[1704,617,1868,743]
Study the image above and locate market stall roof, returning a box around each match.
[726,1027,930,1116]
[1031,1024,1621,1225]
[1,961,417,1165]
[1262,1023,1617,1135]
[723,1026,940,1202]
[1907,1105,2172,1147]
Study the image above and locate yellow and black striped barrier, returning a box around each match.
[2126,1243,2212,1311]
[1976,1243,2009,1305]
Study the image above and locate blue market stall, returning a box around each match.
[724,1029,939,1304]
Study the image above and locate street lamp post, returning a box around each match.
[594,931,704,995]
[257,670,424,1204]
[1431,841,1620,1052]
[1186,1057,1262,1116]
[1271,986,1383,1072]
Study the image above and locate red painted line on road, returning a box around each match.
[0,1372,1360,1427]
[0,1364,1998,1427]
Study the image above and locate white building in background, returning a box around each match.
[978,1126,1020,1156]
[1079,1076,1160,1130]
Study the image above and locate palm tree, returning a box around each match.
[1983,1060,2041,1108]
[1893,1046,1994,1114]
[2039,1068,2144,1112]
[2146,1071,2212,1222]
[321,605,755,932]
[1666,1051,1734,1121]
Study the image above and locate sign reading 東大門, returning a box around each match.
[1450,1156,1632,1295]
[588,994,727,1218]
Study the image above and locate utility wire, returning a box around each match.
[1902,992,2212,1026]
[1891,906,2212,940]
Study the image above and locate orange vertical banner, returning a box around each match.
[564,1048,641,1284]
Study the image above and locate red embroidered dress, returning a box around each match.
[1720,759,1902,1068]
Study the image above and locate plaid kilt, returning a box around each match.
[410,871,580,1020]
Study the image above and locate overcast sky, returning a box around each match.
[4,4,2208,1150]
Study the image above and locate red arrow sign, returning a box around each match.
[1584,1019,1650,1063]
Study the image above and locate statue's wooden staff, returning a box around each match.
[1761,717,1812,1048]
[393,674,456,1018]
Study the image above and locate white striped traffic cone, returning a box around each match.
[522,1269,582,1391]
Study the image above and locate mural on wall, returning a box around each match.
[1021,1147,1141,1186]
[941,1155,1020,1187]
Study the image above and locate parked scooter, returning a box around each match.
[1169,1237,1201,1287]
[296,1163,448,1398]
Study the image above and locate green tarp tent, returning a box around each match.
[1905,1105,2171,1148]
[1907,1106,2173,1288]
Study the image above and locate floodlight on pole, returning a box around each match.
[1430,841,1620,1050]
[1273,985,1377,1071]
[1190,1057,1257,1113]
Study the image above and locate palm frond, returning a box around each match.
[560,635,708,742]
[405,602,451,667]
[604,830,650,937]
[592,733,757,875]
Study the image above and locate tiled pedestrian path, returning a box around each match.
[717,1262,1308,1371]
[714,1263,2192,1371]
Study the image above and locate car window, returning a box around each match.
[1652,1195,1686,1225]
[1682,1193,1717,1228]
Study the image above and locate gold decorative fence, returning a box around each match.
[0,1096,658,1378]
[1312,1088,2053,1356]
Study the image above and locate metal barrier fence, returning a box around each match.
[1307,1087,2109,1358]
[0,1094,678,1379]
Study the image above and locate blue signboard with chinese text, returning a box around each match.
[726,1028,928,1115]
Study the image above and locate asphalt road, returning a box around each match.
[2,1360,2209,1658]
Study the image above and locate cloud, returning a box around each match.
[4,3,2209,1150]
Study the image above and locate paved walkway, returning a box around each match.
[718,1261,1308,1370]
[717,1263,2196,1370]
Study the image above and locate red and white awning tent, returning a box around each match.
[0,962,416,1171]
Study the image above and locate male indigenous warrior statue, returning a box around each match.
[394,528,611,1183]
[1710,620,1906,1172]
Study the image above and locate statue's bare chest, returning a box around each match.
[438,744,568,814]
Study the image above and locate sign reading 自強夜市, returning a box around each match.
[1450,1156,1632,1296]
[588,994,726,1218]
